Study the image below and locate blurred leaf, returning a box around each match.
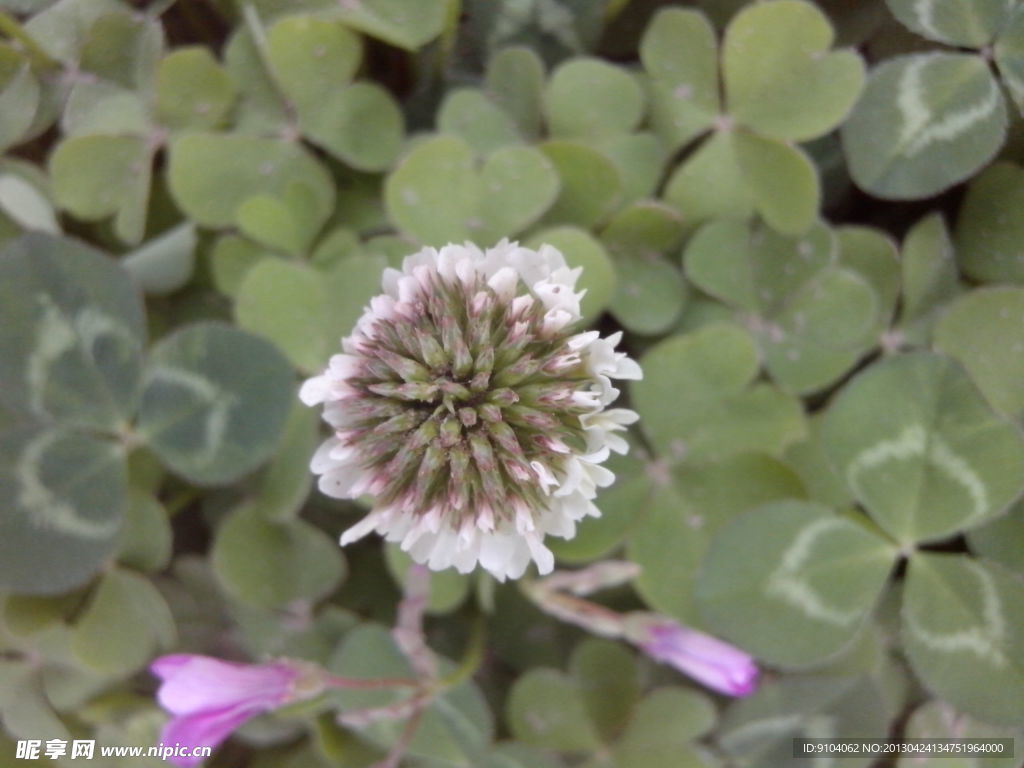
[967,500,1024,576]
[633,324,806,461]
[902,554,1024,725]
[0,173,59,234]
[386,135,559,245]
[506,668,601,751]
[732,131,819,234]
[439,88,523,155]
[213,504,345,609]
[538,140,620,229]
[955,162,1024,284]
[570,640,641,743]
[115,488,171,572]
[934,287,1024,417]
[723,0,865,141]
[72,568,175,674]
[138,322,293,486]
[887,0,1015,47]
[384,545,470,615]
[614,688,717,768]
[662,132,755,235]
[899,212,960,335]
[331,0,448,50]
[121,223,196,296]
[49,134,152,245]
[0,64,40,152]
[210,234,270,298]
[842,53,1007,199]
[641,7,719,152]
[543,57,644,139]
[698,500,895,666]
[822,353,1024,545]
[0,426,125,594]
[167,133,334,230]
[897,699,1023,768]
[249,401,318,521]
[0,233,144,428]
[154,47,236,130]
[596,132,667,205]
[485,46,546,141]
[995,5,1024,114]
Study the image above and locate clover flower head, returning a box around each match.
[301,240,641,581]
[150,655,316,766]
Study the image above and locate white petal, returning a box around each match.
[318,463,365,499]
[340,513,383,546]
[298,375,330,406]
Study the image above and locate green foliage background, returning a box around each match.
[1,0,1023,765]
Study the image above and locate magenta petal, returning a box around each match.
[151,655,296,715]
[640,622,759,697]
[160,704,260,766]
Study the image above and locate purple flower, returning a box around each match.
[150,655,302,766]
[631,618,759,697]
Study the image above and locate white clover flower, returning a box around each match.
[300,240,641,581]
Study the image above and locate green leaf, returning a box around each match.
[266,16,362,99]
[887,0,1015,47]
[570,639,641,743]
[0,426,126,594]
[633,324,806,461]
[0,233,144,428]
[210,234,270,298]
[662,132,755,235]
[698,500,895,666]
[595,132,667,205]
[538,140,620,229]
[385,135,559,246]
[438,88,522,155]
[525,226,615,321]
[898,699,1023,768]
[842,53,1007,199]
[899,213,960,334]
[967,501,1024,576]
[213,504,345,609]
[718,673,891,767]
[723,0,865,141]
[0,173,58,234]
[955,162,1024,284]
[822,353,1024,545]
[732,130,819,235]
[49,134,152,245]
[934,287,1024,417]
[330,0,447,50]
[995,5,1024,114]
[543,57,644,139]
[138,322,294,486]
[0,64,40,152]
[506,668,602,751]
[72,568,175,674]
[249,401,318,521]
[115,488,171,572]
[61,80,148,138]
[614,688,716,768]
[608,252,687,336]
[640,7,719,151]
[167,133,334,230]
[684,220,880,394]
[629,454,805,623]
[485,46,546,141]
[77,10,163,90]
[236,195,304,257]
[903,554,1024,725]
[121,222,197,296]
[154,46,236,130]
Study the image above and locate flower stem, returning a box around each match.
[323,675,418,690]
[0,11,60,71]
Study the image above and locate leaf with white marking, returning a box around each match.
[0,233,144,430]
[842,53,1007,199]
[902,554,1024,725]
[898,699,1023,768]
[138,322,293,486]
[887,0,1015,47]
[995,5,1024,114]
[0,426,126,594]
[697,500,896,667]
[822,353,1024,545]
